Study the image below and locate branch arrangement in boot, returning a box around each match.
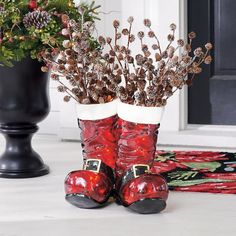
[99,17,212,107]
[44,12,120,104]
[45,15,212,106]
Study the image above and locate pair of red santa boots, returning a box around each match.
[65,101,168,214]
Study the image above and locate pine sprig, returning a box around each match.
[45,0,75,13]
[0,0,100,67]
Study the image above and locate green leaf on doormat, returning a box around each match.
[168,178,233,187]
[182,162,221,172]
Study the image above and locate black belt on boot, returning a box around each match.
[83,159,115,183]
[118,164,151,190]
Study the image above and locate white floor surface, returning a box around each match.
[0,135,236,236]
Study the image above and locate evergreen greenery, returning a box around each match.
[0,0,100,67]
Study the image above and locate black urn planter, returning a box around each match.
[0,58,50,178]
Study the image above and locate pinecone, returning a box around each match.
[23,10,52,29]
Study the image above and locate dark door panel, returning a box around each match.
[188,0,236,125]
[215,0,236,75]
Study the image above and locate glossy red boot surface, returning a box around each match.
[119,169,168,214]
[65,115,118,209]
[79,116,118,168]
[116,119,158,178]
[65,160,114,208]
[116,118,169,214]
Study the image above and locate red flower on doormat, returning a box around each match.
[174,151,227,162]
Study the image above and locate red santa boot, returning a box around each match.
[115,101,169,214]
[65,100,118,208]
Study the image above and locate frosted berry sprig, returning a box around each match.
[99,17,212,107]
[44,18,120,104]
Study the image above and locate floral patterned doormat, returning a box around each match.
[153,151,236,194]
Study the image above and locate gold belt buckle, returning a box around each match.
[84,159,102,173]
[132,164,150,178]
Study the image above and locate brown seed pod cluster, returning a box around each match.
[43,19,119,104]
[44,16,212,106]
[99,17,213,107]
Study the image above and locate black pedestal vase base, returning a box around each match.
[0,124,49,178]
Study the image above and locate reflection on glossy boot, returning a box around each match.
[115,115,169,214]
[65,110,118,209]
[116,163,168,214]
[65,159,115,208]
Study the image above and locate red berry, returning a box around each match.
[28,0,37,11]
